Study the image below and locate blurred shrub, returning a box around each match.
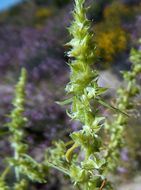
[53,0,70,8]
[34,0,48,5]
[103,2,133,24]
[35,7,53,27]
[133,3,141,16]
[95,27,128,63]
[0,1,37,26]
[0,0,71,150]
[88,0,113,21]
[94,1,131,64]
[121,0,141,5]
[35,0,70,8]
[35,7,53,18]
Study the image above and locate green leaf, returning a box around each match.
[96,98,129,117]
[56,97,73,105]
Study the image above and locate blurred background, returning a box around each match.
[0,0,141,189]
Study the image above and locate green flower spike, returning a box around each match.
[45,0,113,189]
[6,68,46,184]
[105,42,141,172]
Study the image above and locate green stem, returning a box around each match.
[14,150,20,181]
[1,166,11,180]
[45,161,70,176]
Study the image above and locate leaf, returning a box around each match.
[65,143,79,162]
[92,157,106,169]
[96,98,129,117]
[56,97,73,106]
[70,166,86,183]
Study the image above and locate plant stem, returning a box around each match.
[45,161,70,176]
[1,166,10,180]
